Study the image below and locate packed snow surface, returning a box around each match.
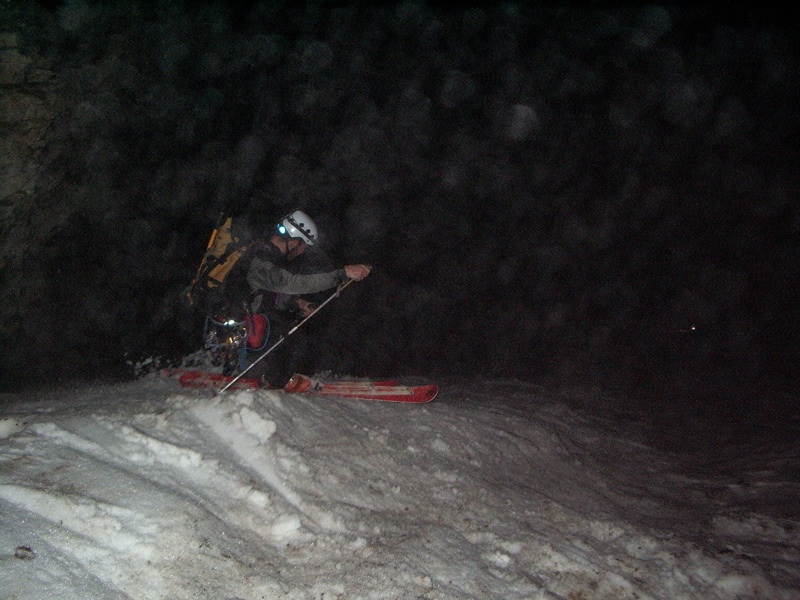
[0,375,798,599]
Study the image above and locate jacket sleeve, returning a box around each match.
[247,256,346,296]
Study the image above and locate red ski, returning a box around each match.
[161,369,437,403]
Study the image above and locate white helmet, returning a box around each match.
[277,209,318,245]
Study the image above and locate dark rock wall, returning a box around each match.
[1,3,798,390]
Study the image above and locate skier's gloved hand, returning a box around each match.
[295,298,316,318]
[344,264,372,281]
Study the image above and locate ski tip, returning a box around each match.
[419,384,438,403]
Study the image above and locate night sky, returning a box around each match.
[2,1,798,401]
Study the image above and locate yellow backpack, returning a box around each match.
[182,215,250,309]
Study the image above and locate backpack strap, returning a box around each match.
[204,244,248,290]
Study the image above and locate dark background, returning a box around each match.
[1,1,798,402]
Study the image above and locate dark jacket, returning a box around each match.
[222,241,346,318]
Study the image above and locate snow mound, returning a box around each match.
[0,377,797,599]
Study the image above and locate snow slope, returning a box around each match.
[0,376,798,599]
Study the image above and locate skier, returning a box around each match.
[211,209,371,390]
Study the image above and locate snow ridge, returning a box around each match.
[0,378,797,599]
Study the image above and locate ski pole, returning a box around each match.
[217,278,355,394]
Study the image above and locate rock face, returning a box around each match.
[1,32,55,217]
[1,5,798,389]
[1,29,63,382]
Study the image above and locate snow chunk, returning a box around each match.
[234,405,276,445]
[430,437,450,454]
[483,550,512,568]
[118,425,202,468]
[270,515,305,542]
[0,417,26,439]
